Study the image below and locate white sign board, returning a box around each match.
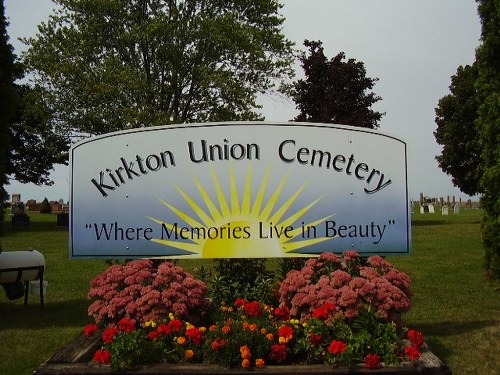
[70,122,411,259]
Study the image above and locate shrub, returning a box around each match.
[279,251,413,324]
[209,258,276,306]
[87,259,209,325]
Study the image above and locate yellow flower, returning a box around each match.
[169,312,175,321]
[199,326,207,333]
[144,320,156,328]
[279,336,287,344]
[184,350,194,361]
[185,322,194,330]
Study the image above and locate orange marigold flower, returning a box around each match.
[199,326,207,333]
[240,345,251,359]
[260,328,267,335]
[184,350,194,361]
[209,325,217,331]
[266,333,274,341]
[255,358,265,369]
[176,336,186,345]
[249,324,258,331]
[222,325,231,334]
[241,359,251,368]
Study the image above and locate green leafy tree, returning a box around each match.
[291,40,384,129]
[21,0,295,139]
[7,83,69,186]
[476,0,500,282]
[434,63,482,196]
[0,0,19,228]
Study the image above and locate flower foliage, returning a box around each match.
[87,260,209,325]
[85,253,423,370]
[279,251,413,323]
[86,299,422,370]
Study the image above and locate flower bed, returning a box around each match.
[34,252,452,374]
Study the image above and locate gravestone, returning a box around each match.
[428,204,435,214]
[453,203,460,214]
[11,202,30,228]
[441,206,449,215]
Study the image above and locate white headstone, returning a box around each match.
[441,206,449,215]
[454,203,460,214]
[428,204,435,213]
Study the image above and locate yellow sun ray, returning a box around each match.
[148,163,336,258]
[258,171,290,222]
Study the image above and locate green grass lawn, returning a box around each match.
[1,210,499,375]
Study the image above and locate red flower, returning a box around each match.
[244,301,263,317]
[408,329,424,348]
[277,325,294,342]
[168,319,184,332]
[269,344,288,364]
[93,349,111,364]
[147,330,160,340]
[157,323,172,335]
[364,353,382,369]
[308,333,323,345]
[404,345,421,361]
[101,327,119,343]
[328,340,347,355]
[83,323,99,336]
[185,327,203,345]
[117,318,135,332]
[312,303,336,320]
[273,306,290,321]
[234,298,247,307]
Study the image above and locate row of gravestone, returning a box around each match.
[420,203,460,215]
[10,203,69,228]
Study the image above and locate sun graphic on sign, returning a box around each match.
[148,163,335,258]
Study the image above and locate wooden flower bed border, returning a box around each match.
[34,333,452,375]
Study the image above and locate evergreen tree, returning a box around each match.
[476,0,500,282]
[39,197,52,214]
[0,0,18,227]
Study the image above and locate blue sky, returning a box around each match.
[4,0,481,203]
